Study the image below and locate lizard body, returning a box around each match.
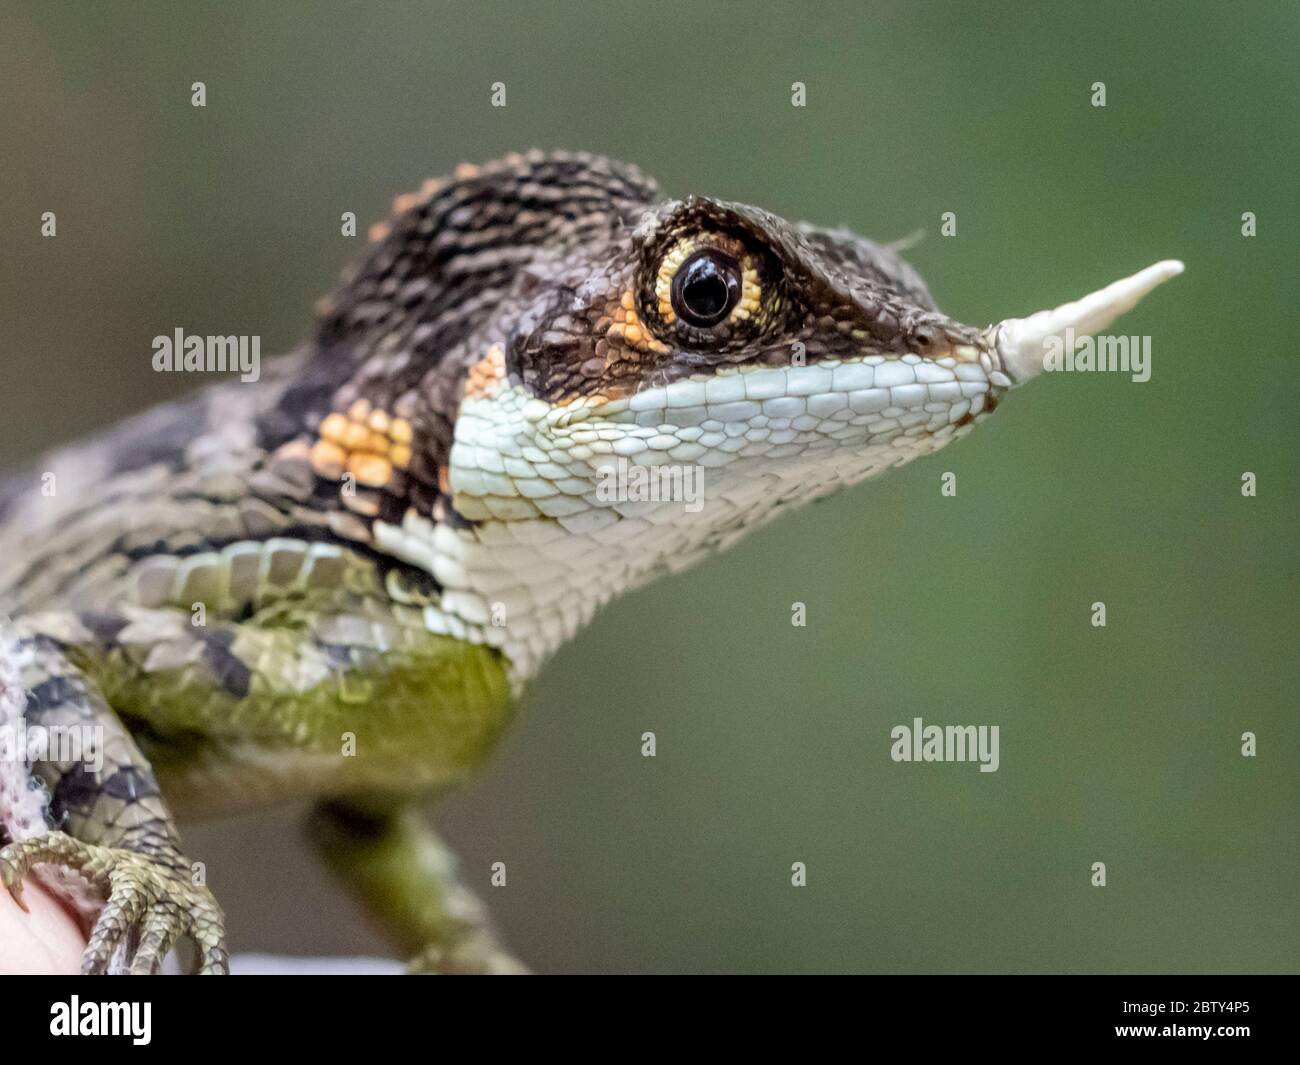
[0,151,1180,973]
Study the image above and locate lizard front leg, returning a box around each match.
[3,583,514,972]
[308,796,526,974]
[0,625,227,974]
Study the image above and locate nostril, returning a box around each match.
[911,324,939,352]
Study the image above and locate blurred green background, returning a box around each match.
[1,1,1296,972]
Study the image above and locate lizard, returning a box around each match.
[0,150,1182,974]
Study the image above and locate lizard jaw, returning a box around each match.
[988,259,1184,385]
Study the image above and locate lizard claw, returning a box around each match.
[0,831,228,975]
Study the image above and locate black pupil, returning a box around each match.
[672,252,739,327]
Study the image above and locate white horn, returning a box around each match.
[989,259,1184,384]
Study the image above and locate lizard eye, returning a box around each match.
[670,250,742,328]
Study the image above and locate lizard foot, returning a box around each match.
[0,831,228,975]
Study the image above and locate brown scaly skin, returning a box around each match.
[0,151,1176,973]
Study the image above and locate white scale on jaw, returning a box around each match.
[371,259,1184,681]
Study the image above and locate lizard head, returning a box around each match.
[305,152,1181,678]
